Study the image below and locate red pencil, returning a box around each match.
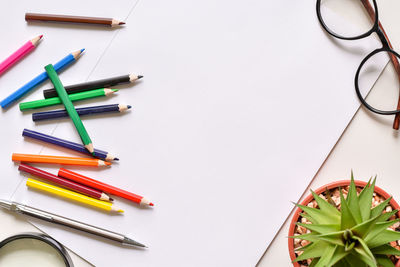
[19,164,112,202]
[58,168,153,207]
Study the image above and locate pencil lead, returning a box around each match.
[149,202,154,206]
[114,157,119,161]
[119,22,126,25]
[138,75,143,79]
[127,105,132,109]
[80,48,85,54]
[109,197,114,202]
[39,35,43,39]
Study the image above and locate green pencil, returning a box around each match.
[19,88,118,111]
[44,64,94,153]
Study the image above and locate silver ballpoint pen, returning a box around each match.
[0,199,146,248]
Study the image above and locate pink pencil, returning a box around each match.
[0,35,43,76]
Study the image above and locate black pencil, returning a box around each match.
[43,74,143,98]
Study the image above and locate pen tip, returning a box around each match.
[138,75,143,79]
[149,202,154,206]
[119,22,126,25]
[127,105,132,109]
[114,157,119,161]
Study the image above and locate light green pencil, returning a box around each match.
[19,88,118,111]
[44,64,94,153]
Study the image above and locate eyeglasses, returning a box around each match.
[316,0,400,129]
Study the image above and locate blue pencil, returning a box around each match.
[0,49,84,109]
[22,129,118,162]
[32,104,131,121]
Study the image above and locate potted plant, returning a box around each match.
[288,175,400,267]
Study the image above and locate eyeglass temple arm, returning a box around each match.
[361,0,400,129]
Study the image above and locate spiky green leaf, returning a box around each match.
[371,196,392,218]
[347,176,362,223]
[289,232,319,243]
[353,236,376,265]
[293,241,330,262]
[371,244,400,256]
[340,189,357,230]
[296,222,340,234]
[353,245,377,267]
[316,230,345,246]
[300,212,317,224]
[358,178,375,221]
[314,244,337,267]
[295,203,335,224]
[310,190,340,219]
[327,245,350,266]
[364,220,400,246]
[376,255,395,267]
[343,253,367,266]
[367,229,400,248]
[378,210,397,222]
[350,214,380,238]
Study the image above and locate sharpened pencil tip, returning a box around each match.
[114,157,119,161]
[118,209,124,213]
[149,202,154,206]
[80,48,85,53]
[39,35,43,39]
[138,75,143,79]
[127,105,132,109]
[105,161,112,166]
[109,197,114,202]
[119,22,126,25]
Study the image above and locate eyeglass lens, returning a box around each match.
[319,0,375,38]
[357,50,400,113]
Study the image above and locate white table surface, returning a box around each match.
[259,0,400,266]
[1,1,400,266]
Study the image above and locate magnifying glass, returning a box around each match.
[0,232,73,267]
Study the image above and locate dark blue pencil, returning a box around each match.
[22,129,118,161]
[32,104,131,121]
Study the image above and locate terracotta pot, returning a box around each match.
[288,180,400,267]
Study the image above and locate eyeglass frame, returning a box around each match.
[316,0,400,129]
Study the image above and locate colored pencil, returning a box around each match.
[26,178,123,213]
[45,64,94,153]
[19,164,112,201]
[25,13,125,27]
[59,168,154,207]
[0,49,84,109]
[22,129,118,162]
[19,88,117,111]
[43,74,142,98]
[12,153,111,167]
[32,104,131,121]
[0,35,43,76]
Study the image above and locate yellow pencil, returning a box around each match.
[26,178,123,213]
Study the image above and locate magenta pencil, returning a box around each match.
[0,35,43,76]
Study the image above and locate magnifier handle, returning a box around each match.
[15,204,53,221]
[15,203,125,242]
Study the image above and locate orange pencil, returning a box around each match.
[12,153,111,167]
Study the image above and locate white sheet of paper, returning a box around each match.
[4,1,386,266]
